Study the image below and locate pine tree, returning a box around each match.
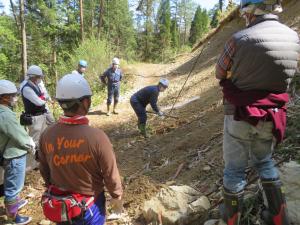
[189,6,209,46]
[210,4,221,28]
[157,0,171,48]
[171,19,179,49]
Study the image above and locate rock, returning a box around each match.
[189,196,211,210]
[279,161,300,224]
[39,219,51,225]
[143,185,210,225]
[203,166,211,171]
[204,219,226,225]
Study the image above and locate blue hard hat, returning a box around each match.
[79,60,88,67]
[240,0,264,8]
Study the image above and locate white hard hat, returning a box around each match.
[0,80,18,95]
[112,57,120,65]
[159,78,169,87]
[27,65,44,77]
[56,74,92,100]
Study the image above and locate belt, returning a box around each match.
[30,111,46,116]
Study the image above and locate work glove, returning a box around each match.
[28,137,36,156]
[157,111,164,117]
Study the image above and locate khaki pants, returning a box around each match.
[26,114,48,170]
[223,115,278,192]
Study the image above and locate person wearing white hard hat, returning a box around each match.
[0,80,36,225]
[208,0,300,224]
[72,59,88,77]
[20,65,54,170]
[100,57,123,116]
[130,78,169,138]
[38,74,123,224]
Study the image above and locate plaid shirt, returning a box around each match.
[216,37,236,79]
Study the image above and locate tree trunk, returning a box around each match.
[9,0,20,31]
[97,0,104,39]
[79,0,84,42]
[19,0,27,79]
[183,1,187,45]
[52,37,58,83]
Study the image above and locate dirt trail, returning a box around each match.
[88,63,169,130]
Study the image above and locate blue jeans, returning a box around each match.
[57,192,106,225]
[107,84,120,105]
[130,98,147,125]
[223,115,279,193]
[3,155,26,202]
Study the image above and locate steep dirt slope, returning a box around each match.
[91,1,300,222]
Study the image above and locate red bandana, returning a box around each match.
[58,115,89,125]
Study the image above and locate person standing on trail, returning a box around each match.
[72,60,88,77]
[39,74,123,225]
[130,79,169,138]
[214,0,300,224]
[20,65,54,170]
[0,80,36,225]
[100,57,123,116]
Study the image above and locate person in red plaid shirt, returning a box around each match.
[212,0,300,225]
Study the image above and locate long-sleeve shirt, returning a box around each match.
[39,122,123,199]
[131,85,160,113]
[100,67,123,86]
[0,105,33,159]
[20,80,46,106]
[216,37,236,80]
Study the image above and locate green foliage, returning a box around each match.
[0,15,21,81]
[156,0,172,62]
[171,19,179,49]
[189,6,209,46]
[56,38,111,107]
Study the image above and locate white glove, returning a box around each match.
[110,197,123,214]
[28,137,36,155]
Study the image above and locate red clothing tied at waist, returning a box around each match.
[220,79,289,144]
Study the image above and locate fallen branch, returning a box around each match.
[170,163,185,181]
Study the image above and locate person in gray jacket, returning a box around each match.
[213,0,300,224]
[0,80,35,224]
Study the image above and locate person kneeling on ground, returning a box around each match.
[0,80,36,225]
[130,78,169,138]
[39,74,123,225]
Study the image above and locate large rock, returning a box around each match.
[143,185,210,225]
[279,161,300,224]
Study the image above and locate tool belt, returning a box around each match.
[41,185,94,223]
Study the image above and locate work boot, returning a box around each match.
[261,178,290,225]
[138,124,148,138]
[106,104,111,116]
[219,188,243,225]
[113,103,119,114]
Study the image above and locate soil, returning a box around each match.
[1,0,299,224]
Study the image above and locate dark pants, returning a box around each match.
[107,84,120,105]
[130,97,147,125]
